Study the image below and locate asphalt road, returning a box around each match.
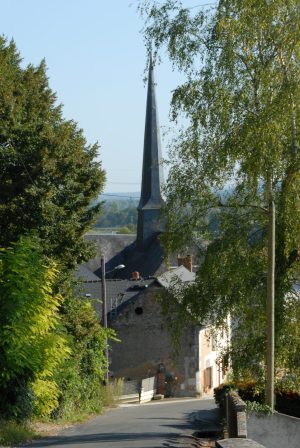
[26,398,218,448]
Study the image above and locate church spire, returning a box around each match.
[136,56,165,250]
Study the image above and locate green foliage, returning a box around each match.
[31,380,60,419]
[140,0,300,381]
[0,36,106,269]
[0,235,69,420]
[117,226,135,234]
[53,293,116,420]
[245,401,273,415]
[215,379,300,417]
[214,382,235,406]
[94,199,138,230]
[0,37,111,423]
[0,420,37,446]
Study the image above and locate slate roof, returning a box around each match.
[84,233,136,274]
[156,265,196,288]
[138,55,164,211]
[84,231,202,282]
[76,277,157,319]
[74,264,100,282]
[116,235,166,279]
[76,263,197,322]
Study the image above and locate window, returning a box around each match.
[204,366,213,389]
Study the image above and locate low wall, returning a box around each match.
[247,411,300,448]
[216,439,265,448]
[221,391,300,448]
[219,392,266,448]
[226,392,247,438]
[216,439,264,448]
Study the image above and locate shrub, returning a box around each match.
[235,381,264,404]
[0,236,69,420]
[245,401,272,415]
[214,382,235,405]
[215,380,300,418]
[52,294,117,420]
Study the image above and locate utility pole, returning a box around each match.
[266,199,275,410]
[101,254,109,384]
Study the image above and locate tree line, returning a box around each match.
[94,199,138,230]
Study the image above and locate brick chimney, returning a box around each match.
[131,271,140,281]
[177,254,193,272]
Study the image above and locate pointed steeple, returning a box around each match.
[136,56,165,250]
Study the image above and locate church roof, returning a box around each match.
[138,56,164,211]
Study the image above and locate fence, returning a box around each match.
[118,376,157,404]
[140,376,157,403]
[118,379,140,404]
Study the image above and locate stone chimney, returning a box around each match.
[177,255,193,272]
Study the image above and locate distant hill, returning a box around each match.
[97,192,140,203]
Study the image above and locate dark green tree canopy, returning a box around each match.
[0,37,105,268]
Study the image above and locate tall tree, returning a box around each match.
[0,37,105,268]
[139,0,300,385]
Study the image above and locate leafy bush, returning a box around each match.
[32,380,60,419]
[214,382,235,405]
[235,381,264,404]
[53,293,117,420]
[0,236,69,420]
[215,380,300,418]
[245,401,272,415]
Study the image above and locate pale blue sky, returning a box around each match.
[0,0,214,194]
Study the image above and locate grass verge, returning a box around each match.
[0,420,37,446]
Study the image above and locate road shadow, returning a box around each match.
[25,431,178,447]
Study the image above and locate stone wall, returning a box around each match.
[109,284,199,396]
[226,392,247,438]
[220,390,300,448]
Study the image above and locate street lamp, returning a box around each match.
[100,255,125,383]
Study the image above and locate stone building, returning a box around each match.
[77,262,228,397]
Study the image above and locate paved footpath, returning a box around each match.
[25,398,220,448]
